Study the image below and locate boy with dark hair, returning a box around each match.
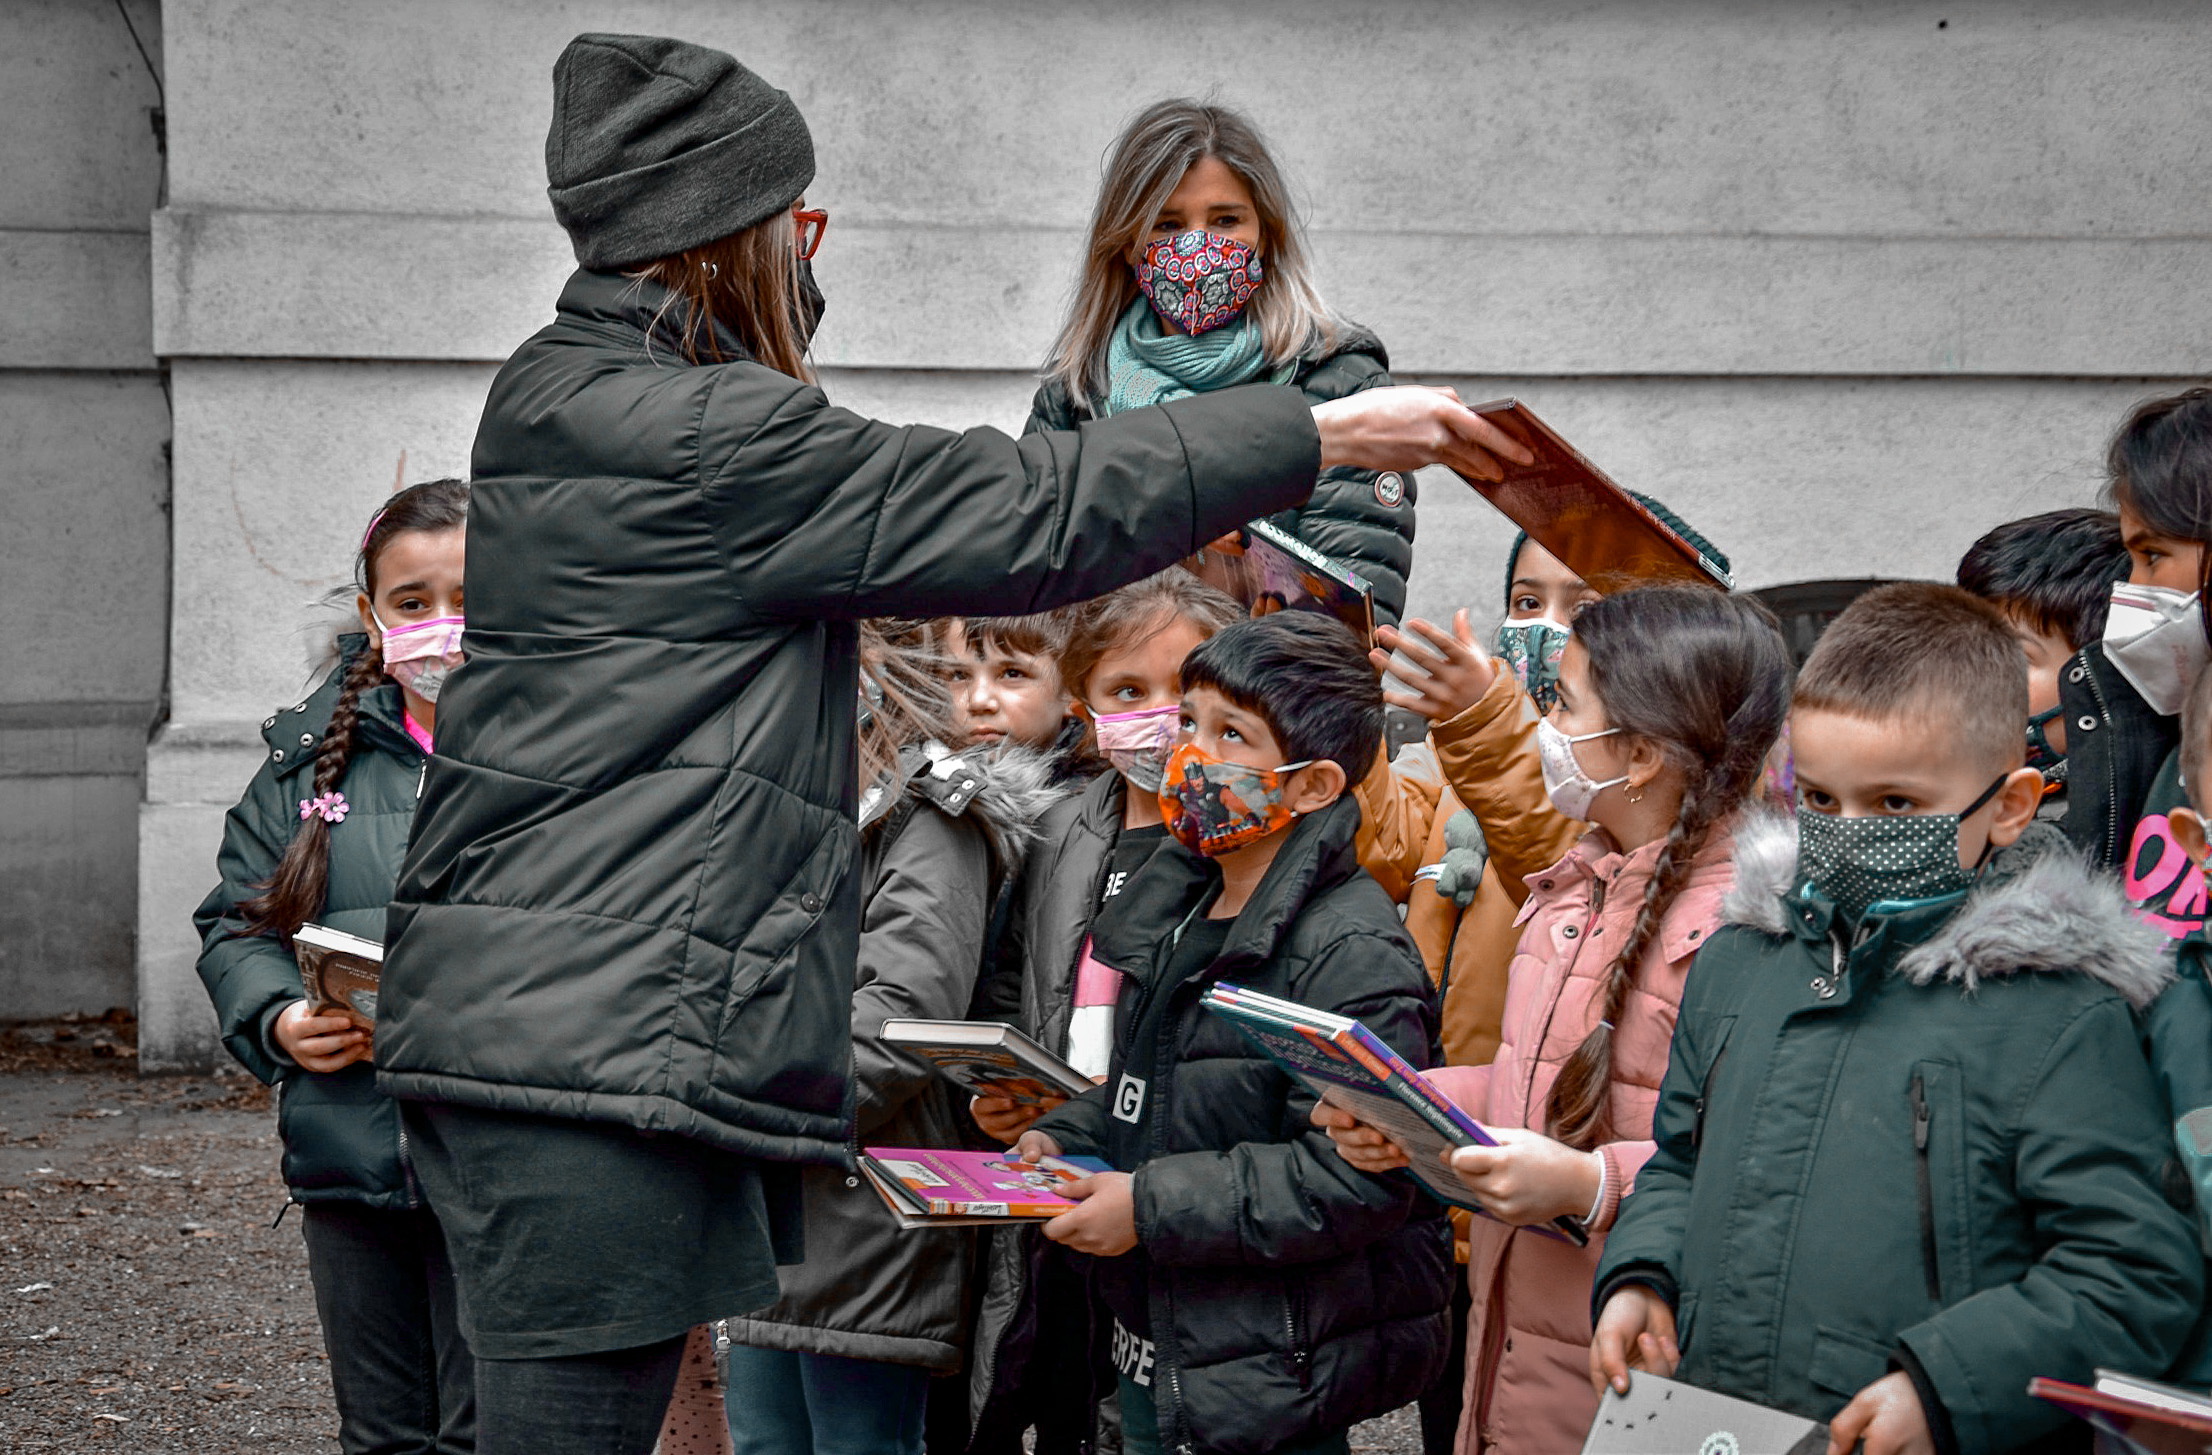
[1955,507,2132,815]
[944,610,1085,766]
[1016,613,1452,1455]
[1593,583,2202,1455]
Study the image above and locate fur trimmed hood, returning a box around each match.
[1720,809,2173,1010]
[863,741,1072,871]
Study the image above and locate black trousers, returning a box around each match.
[1416,1271,1475,1455]
[472,1335,687,1455]
[302,1202,476,1455]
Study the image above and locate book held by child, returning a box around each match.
[292,922,382,1023]
[880,1017,1093,1106]
[857,1146,1112,1227]
[1580,1371,1828,1455]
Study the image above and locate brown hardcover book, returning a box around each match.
[1459,400,1732,594]
[292,922,382,1024]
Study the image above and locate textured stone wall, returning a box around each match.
[0,0,169,1020]
[130,0,2212,1064]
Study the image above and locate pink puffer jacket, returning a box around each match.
[1424,822,1739,1455]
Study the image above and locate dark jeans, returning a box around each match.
[1116,1374,1349,1455]
[723,1344,931,1455]
[471,1334,686,1455]
[1417,1271,1475,1455]
[301,1202,476,1455]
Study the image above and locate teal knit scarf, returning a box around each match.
[1100,297,1290,416]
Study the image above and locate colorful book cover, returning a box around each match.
[1183,519,1377,649]
[859,1147,1112,1220]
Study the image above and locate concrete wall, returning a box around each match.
[135,0,2212,1064]
[0,0,169,1020]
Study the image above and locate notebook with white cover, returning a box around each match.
[1581,1372,1828,1455]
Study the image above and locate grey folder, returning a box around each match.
[1581,1371,1830,1455]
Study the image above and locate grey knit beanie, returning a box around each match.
[545,33,815,270]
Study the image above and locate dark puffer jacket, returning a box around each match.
[2056,641,2176,870]
[727,747,1063,1373]
[1034,795,1452,1455]
[376,267,1322,1165]
[1025,325,1416,625]
[1596,815,2202,1455]
[194,639,425,1209]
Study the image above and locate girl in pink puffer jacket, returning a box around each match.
[1319,585,1792,1455]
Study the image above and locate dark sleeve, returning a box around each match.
[192,757,311,1085]
[2145,961,2212,1244]
[1033,1081,1111,1158]
[1274,350,1414,626]
[1133,931,1429,1267]
[703,374,1321,621]
[849,806,992,1137]
[1020,379,1079,438]
[1589,959,1717,1319]
[1895,998,2203,1455]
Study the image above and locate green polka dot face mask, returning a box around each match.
[1794,775,2009,925]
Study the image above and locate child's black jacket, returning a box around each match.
[193,637,425,1209]
[1033,794,1451,1455]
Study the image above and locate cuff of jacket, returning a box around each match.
[1586,1145,1627,1234]
[1591,1266,1678,1327]
[1156,384,1323,548]
[1890,1345,1963,1455]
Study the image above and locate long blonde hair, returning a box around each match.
[1043,99,1342,413]
[631,210,817,383]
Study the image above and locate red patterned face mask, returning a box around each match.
[1135,230,1264,335]
[1157,742,1312,857]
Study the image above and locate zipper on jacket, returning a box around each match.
[2074,650,2121,866]
[1910,1073,1940,1302]
[1281,1280,1312,1389]
[415,760,427,800]
[1692,1043,1731,1151]
[396,1112,423,1210]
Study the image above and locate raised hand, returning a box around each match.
[1371,611,1498,722]
[1311,387,1536,482]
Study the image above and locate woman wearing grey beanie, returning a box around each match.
[367,33,1528,1454]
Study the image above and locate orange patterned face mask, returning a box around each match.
[1157,742,1312,858]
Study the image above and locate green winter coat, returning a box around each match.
[2142,932,2212,1384]
[377,267,1321,1168]
[1596,815,2201,1455]
[193,638,426,1209]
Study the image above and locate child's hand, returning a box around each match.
[1043,1171,1138,1256]
[1371,612,1498,723]
[1589,1285,1680,1395]
[973,1093,1062,1145]
[1444,1127,1602,1225]
[1826,1373,1935,1455]
[1310,1102,1411,1172]
[1012,1129,1064,1164]
[273,1000,371,1073]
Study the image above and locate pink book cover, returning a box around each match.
[861,1147,1112,1219]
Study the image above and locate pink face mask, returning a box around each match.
[373,612,465,703]
[1092,703,1182,795]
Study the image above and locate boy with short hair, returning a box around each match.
[1955,507,2131,813]
[1593,583,2201,1455]
[1017,613,1452,1455]
[944,612,1083,764]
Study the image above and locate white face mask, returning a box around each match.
[373,611,466,704]
[1537,718,1627,821]
[2101,583,2209,718]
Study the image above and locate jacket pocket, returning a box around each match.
[1278,1274,1313,1390]
[720,817,855,1029]
[1691,1016,1737,1153]
[1808,1324,1892,1399]
[1908,1060,1969,1307]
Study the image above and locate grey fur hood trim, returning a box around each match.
[1719,810,2173,1009]
[867,742,1071,870]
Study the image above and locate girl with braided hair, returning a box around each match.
[192,478,475,1455]
[1315,584,1791,1455]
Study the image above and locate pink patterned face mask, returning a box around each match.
[1092,703,1182,794]
[373,612,465,703]
[1135,229,1264,335]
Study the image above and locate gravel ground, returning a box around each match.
[0,1017,1424,1454]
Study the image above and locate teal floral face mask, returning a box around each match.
[1795,776,2008,924]
[1496,618,1571,712]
